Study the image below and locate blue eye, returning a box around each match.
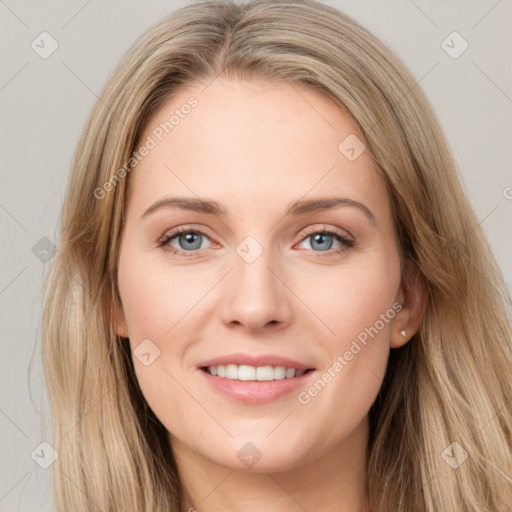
[160,228,212,256]
[159,226,354,258]
[298,228,354,255]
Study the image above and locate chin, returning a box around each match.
[199,436,313,474]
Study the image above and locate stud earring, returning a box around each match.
[400,329,406,337]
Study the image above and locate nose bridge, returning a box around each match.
[235,239,276,293]
[219,234,291,329]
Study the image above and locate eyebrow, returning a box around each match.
[141,196,376,224]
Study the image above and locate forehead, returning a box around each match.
[126,78,388,220]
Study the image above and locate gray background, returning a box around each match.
[1,1,511,510]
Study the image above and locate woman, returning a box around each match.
[41,1,512,510]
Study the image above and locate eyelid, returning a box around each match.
[293,225,354,256]
[297,224,353,242]
[158,223,354,257]
[158,224,217,252]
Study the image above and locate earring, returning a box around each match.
[400,329,406,337]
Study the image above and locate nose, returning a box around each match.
[219,243,293,333]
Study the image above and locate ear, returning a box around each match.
[391,259,428,348]
[104,285,129,339]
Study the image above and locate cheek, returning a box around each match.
[304,251,401,346]
[116,245,219,392]
[116,249,201,423]
[117,248,203,342]
[295,251,400,419]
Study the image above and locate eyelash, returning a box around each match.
[158,225,355,258]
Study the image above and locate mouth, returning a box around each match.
[197,354,316,404]
[200,364,314,381]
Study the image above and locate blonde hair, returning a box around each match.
[41,1,512,510]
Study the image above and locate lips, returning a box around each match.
[198,354,315,381]
[197,353,316,403]
[198,353,313,371]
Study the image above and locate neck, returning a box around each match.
[171,416,370,512]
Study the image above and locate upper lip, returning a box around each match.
[198,353,314,371]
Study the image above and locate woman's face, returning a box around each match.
[115,78,407,472]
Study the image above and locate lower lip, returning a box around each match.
[199,369,315,404]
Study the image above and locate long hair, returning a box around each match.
[41,1,512,510]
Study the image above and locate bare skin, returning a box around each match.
[114,78,426,512]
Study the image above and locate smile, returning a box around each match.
[202,364,311,381]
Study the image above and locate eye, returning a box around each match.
[159,226,213,257]
[158,225,355,258]
[296,227,354,256]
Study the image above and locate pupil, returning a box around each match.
[181,232,201,250]
[312,233,332,251]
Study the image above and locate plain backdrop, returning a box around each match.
[1,1,511,510]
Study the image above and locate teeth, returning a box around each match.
[226,364,238,379]
[273,366,286,380]
[205,364,309,381]
[238,365,256,381]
